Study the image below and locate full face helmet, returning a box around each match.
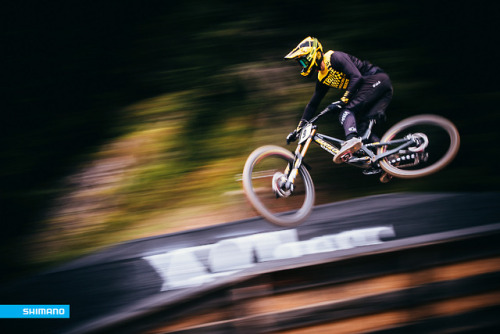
[284,36,324,77]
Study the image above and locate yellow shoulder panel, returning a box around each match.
[317,50,334,81]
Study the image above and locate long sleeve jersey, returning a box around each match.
[301,50,382,121]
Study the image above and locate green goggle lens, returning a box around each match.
[298,58,309,69]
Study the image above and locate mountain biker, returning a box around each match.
[284,36,393,165]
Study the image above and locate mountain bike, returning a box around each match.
[242,106,460,227]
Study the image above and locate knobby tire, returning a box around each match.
[242,145,315,227]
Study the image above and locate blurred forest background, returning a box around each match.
[2,0,499,281]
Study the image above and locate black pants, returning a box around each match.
[339,72,393,140]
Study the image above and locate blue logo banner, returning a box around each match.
[0,305,70,318]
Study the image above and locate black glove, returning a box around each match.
[286,119,307,145]
[286,130,298,145]
[327,100,346,111]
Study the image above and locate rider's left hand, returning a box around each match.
[327,100,346,111]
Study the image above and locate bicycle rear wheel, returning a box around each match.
[242,145,315,227]
[377,114,460,178]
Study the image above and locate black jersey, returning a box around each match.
[320,50,380,90]
[301,50,383,121]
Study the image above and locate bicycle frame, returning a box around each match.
[243,112,459,226]
[282,108,417,190]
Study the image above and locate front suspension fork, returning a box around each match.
[283,129,316,191]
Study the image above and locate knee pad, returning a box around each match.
[339,110,358,137]
[339,110,353,125]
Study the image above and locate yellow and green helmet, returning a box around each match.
[284,36,324,77]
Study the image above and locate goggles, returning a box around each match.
[297,56,310,69]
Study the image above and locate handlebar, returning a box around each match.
[309,102,343,124]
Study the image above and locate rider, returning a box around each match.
[284,36,393,165]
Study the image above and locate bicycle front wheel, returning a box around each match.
[242,145,315,227]
[377,114,460,178]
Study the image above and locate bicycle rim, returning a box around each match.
[377,114,460,178]
[242,145,315,227]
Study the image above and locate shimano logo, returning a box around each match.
[373,81,381,88]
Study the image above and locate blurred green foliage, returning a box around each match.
[2,0,499,279]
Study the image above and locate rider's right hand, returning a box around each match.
[286,119,307,145]
[286,130,298,145]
